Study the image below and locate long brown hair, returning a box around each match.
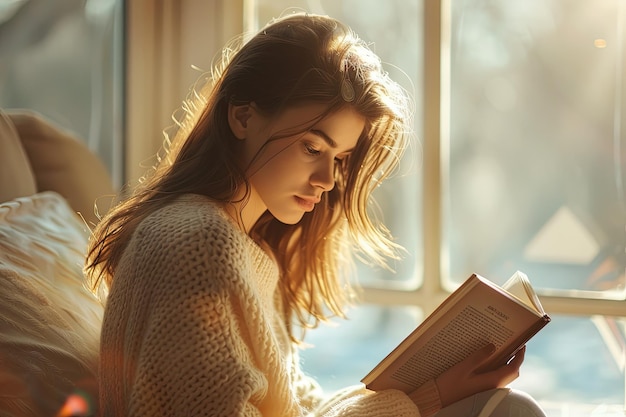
[86,13,412,338]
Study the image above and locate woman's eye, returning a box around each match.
[304,143,321,156]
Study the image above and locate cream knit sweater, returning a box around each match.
[99,194,430,416]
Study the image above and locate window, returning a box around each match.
[446,0,626,411]
[248,1,626,413]
[0,0,124,186]
[447,0,626,298]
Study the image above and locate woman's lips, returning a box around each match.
[295,196,319,212]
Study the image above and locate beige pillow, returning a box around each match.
[0,191,103,417]
[0,111,36,203]
[7,110,115,228]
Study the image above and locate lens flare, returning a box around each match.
[56,390,93,417]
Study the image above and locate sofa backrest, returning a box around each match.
[0,191,103,417]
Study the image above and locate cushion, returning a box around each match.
[0,191,103,417]
[7,110,115,228]
[0,110,36,203]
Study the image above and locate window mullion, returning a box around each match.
[422,0,449,308]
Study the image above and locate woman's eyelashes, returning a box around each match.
[304,142,321,156]
[303,141,348,163]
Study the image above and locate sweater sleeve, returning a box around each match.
[289,347,423,417]
[408,379,442,417]
[312,385,423,417]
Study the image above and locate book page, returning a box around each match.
[390,304,515,388]
[502,271,545,314]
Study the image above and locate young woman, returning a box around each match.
[86,13,547,417]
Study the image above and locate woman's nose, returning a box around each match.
[310,159,335,191]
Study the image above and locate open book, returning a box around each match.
[361,271,550,392]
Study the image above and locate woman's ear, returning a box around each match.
[228,103,251,140]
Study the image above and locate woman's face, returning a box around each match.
[238,103,365,226]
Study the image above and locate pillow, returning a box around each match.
[0,110,36,203]
[0,191,103,417]
[6,110,115,228]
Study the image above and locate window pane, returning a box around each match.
[447,3,626,409]
[512,314,625,412]
[447,0,626,300]
[0,0,124,184]
[253,0,423,286]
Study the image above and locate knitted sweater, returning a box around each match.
[99,194,430,416]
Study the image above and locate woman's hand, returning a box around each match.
[435,344,526,408]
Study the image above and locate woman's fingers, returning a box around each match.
[485,345,526,387]
[469,343,497,367]
[434,344,526,408]
[435,343,494,406]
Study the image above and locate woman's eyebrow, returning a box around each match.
[309,129,356,153]
[310,129,337,148]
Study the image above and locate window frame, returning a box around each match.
[363,0,626,319]
[123,0,626,318]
